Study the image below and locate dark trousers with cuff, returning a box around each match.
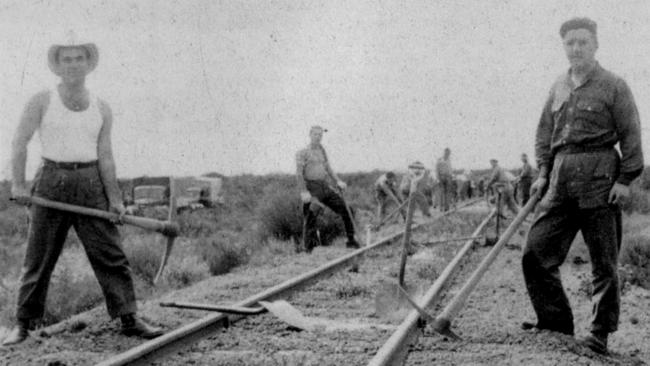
[302,180,355,250]
[522,150,622,335]
[16,162,137,321]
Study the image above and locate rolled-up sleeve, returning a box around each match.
[612,79,644,185]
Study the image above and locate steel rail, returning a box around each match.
[367,208,496,366]
[96,198,483,366]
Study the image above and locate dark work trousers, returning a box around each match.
[494,184,519,216]
[400,188,431,217]
[522,149,622,334]
[303,180,355,250]
[518,177,532,205]
[438,178,452,212]
[16,162,137,321]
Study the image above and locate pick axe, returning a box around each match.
[27,177,179,285]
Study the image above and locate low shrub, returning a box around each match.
[41,265,104,326]
[619,234,650,289]
[0,206,29,237]
[123,235,161,284]
[620,184,650,214]
[197,231,250,276]
[256,184,345,246]
[163,256,209,288]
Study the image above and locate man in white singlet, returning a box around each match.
[4,37,163,346]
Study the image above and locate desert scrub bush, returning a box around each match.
[197,231,250,276]
[620,183,650,214]
[122,234,161,283]
[41,265,103,326]
[0,205,30,237]
[163,256,209,288]
[619,234,650,289]
[256,183,344,245]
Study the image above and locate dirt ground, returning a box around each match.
[1,208,649,365]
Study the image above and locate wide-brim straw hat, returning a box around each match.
[47,32,99,76]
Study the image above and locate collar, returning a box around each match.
[564,62,602,89]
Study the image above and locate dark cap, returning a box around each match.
[310,125,328,133]
[408,161,425,170]
[490,158,498,163]
[560,17,597,38]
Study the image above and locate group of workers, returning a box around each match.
[294,18,643,356]
[4,17,644,358]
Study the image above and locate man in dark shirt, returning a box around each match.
[522,18,643,355]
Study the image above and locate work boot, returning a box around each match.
[121,314,163,339]
[346,238,361,249]
[521,321,574,336]
[580,331,608,354]
[2,320,29,346]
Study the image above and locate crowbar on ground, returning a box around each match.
[431,194,539,339]
[368,208,496,366]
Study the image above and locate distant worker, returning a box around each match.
[487,159,519,217]
[399,161,432,217]
[435,147,453,211]
[374,171,403,223]
[296,125,359,253]
[4,35,163,346]
[516,153,534,205]
[522,18,644,355]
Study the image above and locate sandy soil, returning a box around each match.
[1,207,649,366]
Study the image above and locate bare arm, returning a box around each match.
[321,147,340,183]
[295,149,307,192]
[97,99,124,211]
[11,91,48,196]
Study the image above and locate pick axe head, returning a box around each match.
[153,177,179,285]
[432,317,462,341]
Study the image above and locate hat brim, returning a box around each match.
[48,43,99,76]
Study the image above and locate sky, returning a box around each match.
[1,0,650,179]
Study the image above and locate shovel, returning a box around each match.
[160,300,391,332]
[375,165,425,319]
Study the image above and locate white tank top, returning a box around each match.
[40,89,103,162]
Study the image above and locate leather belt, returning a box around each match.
[43,158,98,170]
[555,145,614,155]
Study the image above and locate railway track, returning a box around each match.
[95,198,499,366]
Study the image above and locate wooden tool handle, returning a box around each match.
[433,193,539,331]
[30,196,179,236]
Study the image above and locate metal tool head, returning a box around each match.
[153,177,179,285]
[431,317,462,341]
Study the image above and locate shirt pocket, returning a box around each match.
[575,98,609,129]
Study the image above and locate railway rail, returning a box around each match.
[96,197,496,366]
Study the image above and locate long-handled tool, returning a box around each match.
[160,299,389,332]
[28,178,180,285]
[153,178,178,284]
[484,191,502,246]
[375,165,426,318]
[397,172,424,286]
[374,197,410,230]
[431,194,539,339]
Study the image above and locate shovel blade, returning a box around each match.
[259,300,318,331]
[374,281,424,320]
